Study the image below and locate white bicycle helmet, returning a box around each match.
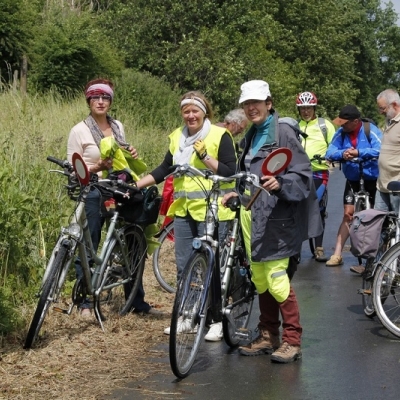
[296,92,318,107]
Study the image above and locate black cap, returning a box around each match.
[333,104,361,126]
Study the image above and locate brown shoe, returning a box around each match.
[239,330,280,356]
[350,265,365,275]
[314,247,328,262]
[271,342,302,363]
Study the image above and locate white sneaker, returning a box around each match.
[164,317,198,335]
[204,322,223,342]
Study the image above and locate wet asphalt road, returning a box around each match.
[107,168,400,400]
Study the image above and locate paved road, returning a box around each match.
[107,168,400,400]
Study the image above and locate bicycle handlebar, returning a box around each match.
[326,156,378,164]
[47,156,74,172]
[166,164,267,192]
[47,155,141,201]
[310,154,327,164]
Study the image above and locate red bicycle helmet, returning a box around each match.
[296,92,318,107]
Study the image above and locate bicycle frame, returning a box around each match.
[43,184,137,328]
[179,182,223,325]
[169,165,262,329]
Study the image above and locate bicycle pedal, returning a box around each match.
[357,288,371,295]
[236,328,251,340]
[53,306,69,314]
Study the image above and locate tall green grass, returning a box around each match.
[0,70,185,334]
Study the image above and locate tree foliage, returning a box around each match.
[0,0,39,84]
[3,0,400,116]
[98,0,400,118]
[28,5,124,94]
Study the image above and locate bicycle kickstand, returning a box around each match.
[93,301,106,332]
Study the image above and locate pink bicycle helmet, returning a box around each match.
[296,91,318,107]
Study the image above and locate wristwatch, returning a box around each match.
[203,155,211,162]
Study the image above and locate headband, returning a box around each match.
[180,97,207,114]
[85,83,114,100]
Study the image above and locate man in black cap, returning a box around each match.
[324,105,382,270]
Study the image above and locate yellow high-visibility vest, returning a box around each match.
[168,125,235,221]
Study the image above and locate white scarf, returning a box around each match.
[173,118,211,165]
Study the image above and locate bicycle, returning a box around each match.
[308,154,329,257]
[24,154,155,349]
[372,215,400,337]
[167,164,261,378]
[358,180,400,322]
[152,220,176,293]
[350,158,378,213]
[334,157,383,316]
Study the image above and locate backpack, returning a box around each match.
[317,117,328,144]
[349,209,388,259]
[298,117,330,144]
[341,118,374,145]
[279,117,303,143]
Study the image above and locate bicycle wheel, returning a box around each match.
[169,251,209,378]
[373,242,400,337]
[355,197,367,213]
[24,243,70,349]
[95,225,146,321]
[152,222,176,293]
[222,252,255,347]
[362,258,375,318]
[362,231,392,318]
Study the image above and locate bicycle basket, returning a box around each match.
[99,175,144,219]
[117,186,162,225]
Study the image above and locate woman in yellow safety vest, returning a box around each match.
[136,91,237,340]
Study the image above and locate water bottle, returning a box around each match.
[239,266,247,276]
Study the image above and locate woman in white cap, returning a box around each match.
[223,80,321,363]
[136,90,237,341]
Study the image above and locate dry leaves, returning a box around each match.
[0,260,176,399]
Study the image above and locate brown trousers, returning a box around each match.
[258,286,302,346]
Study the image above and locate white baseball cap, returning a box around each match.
[238,80,271,104]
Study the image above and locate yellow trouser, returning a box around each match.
[240,205,290,302]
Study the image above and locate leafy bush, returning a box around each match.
[112,69,183,170]
[29,6,123,94]
[0,70,184,319]
[0,286,21,335]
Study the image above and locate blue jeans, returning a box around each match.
[174,215,228,282]
[374,189,400,212]
[75,188,149,311]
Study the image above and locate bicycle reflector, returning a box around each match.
[72,152,90,185]
[261,148,292,176]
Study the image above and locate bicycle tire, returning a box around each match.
[362,258,376,318]
[222,246,255,347]
[373,241,400,337]
[95,225,146,321]
[24,244,69,349]
[362,230,392,318]
[152,222,176,293]
[354,197,367,213]
[169,251,209,378]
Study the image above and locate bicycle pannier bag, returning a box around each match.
[349,209,388,259]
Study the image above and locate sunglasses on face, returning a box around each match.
[90,95,112,102]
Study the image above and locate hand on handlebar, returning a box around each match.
[343,147,358,160]
[221,192,239,207]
